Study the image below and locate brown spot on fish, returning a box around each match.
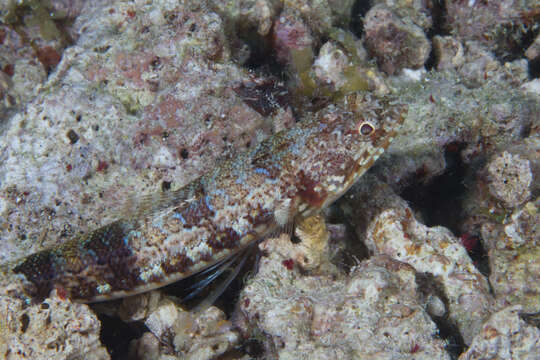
[78,220,142,295]
[70,281,99,300]
[297,170,327,208]
[174,195,215,228]
[207,227,241,250]
[13,251,57,300]
[244,203,274,227]
[200,252,214,262]
[82,221,134,266]
[162,252,194,275]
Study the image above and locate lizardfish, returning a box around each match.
[1,92,406,303]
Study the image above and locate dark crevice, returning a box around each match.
[290,232,302,244]
[240,338,266,358]
[416,273,466,359]
[530,56,540,78]
[350,0,372,37]
[238,29,286,79]
[327,203,370,270]
[427,0,448,38]
[400,143,491,277]
[425,0,449,70]
[424,48,437,71]
[400,142,467,234]
[432,316,466,359]
[399,142,491,276]
[424,46,438,71]
[520,312,540,329]
[96,313,147,360]
[493,23,539,63]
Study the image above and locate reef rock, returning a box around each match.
[341,175,494,345]
[459,306,540,360]
[129,296,240,360]
[235,232,450,359]
[0,295,109,360]
[363,4,430,74]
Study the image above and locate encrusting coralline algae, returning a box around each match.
[0,0,539,359]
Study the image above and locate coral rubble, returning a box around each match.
[0,0,539,358]
[0,295,109,360]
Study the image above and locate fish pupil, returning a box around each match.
[359,122,374,135]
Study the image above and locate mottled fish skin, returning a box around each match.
[2,93,406,303]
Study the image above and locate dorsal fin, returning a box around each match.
[123,179,204,220]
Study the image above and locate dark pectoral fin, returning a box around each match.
[175,243,257,313]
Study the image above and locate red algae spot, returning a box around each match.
[56,286,68,301]
[153,94,184,128]
[126,9,136,18]
[66,164,72,172]
[96,160,109,172]
[114,51,158,88]
[410,343,420,353]
[244,298,250,308]
[459,233,479,253]
[2,64,14,77]
[272,14,313,64]
[282,258,294,270]
[415,164,429,180]
[36,46,62,72]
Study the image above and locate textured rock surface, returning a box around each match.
[432,35,465,71]
[0,23,47,118]
[363,4,431,74]
[481,199,540,314]
[129,296,240,360]
[461,142,539,314]
[0,0,80,118]
[371,0,433,31]
[486,151,533,208]
[445,0,539,58]
[459,306,540,360]
[0,0,539,358]
[0,295,109,360]
[380,71,538,187]
[340,175,494,345]
[0,0,274,263]
[235,239,451,359]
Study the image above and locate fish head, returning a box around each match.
[344,93,407,164]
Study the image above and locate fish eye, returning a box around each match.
[358,122,374,136]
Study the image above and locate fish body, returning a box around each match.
[2,93,406,303]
